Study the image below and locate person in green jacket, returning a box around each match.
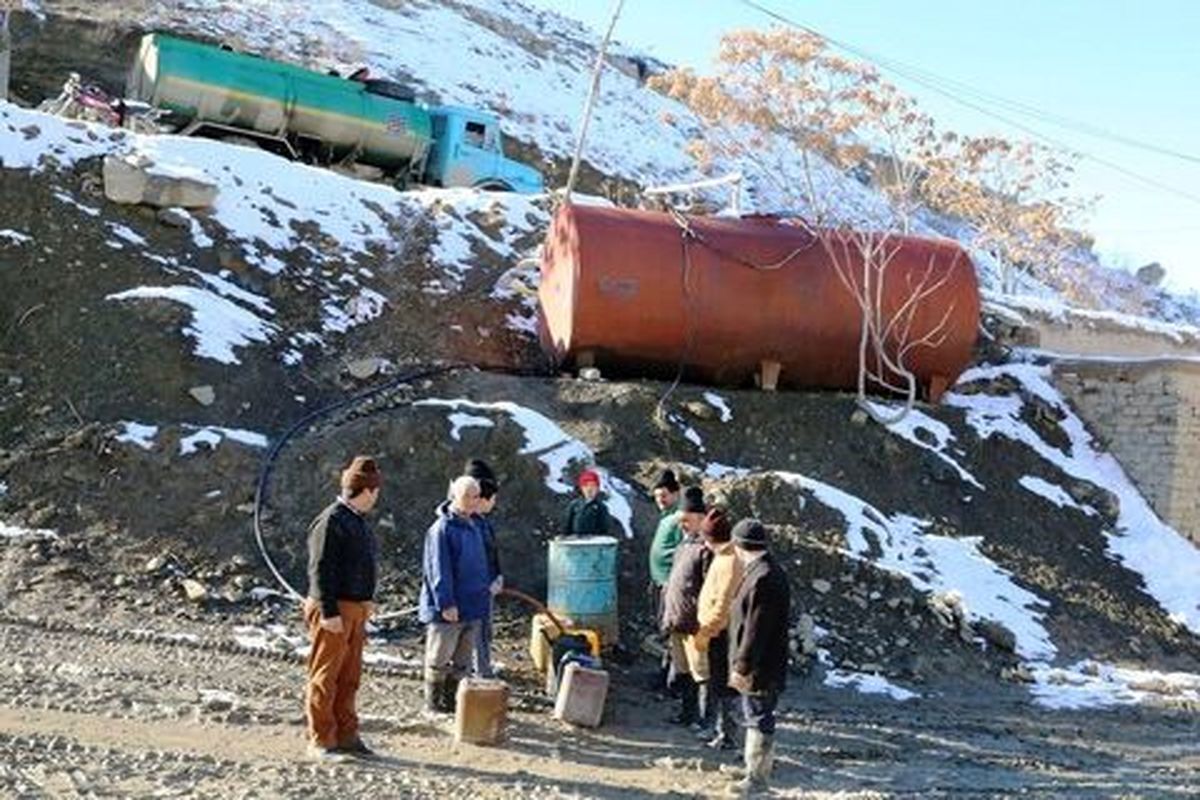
[646,469,682,691]
[561,468,612,537]
[648,469,683,586]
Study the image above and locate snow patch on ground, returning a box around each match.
[407,189,549,293]
[946,364,1200,635]
[0,229,32,244]
[1030,661,1200,710]
[52,189,101,217]
[106,285,278,365]
[179,426,270,456]
[773,470,1056,661]
[416,398,635,537]
[703,392,733,422]
[704,462,750,480]
[115,421,160,451]
[0,522,57,540]
[867,401,983,489]
[445,412,496,441]
[824,669,920,702]
[1019,475,1096,517]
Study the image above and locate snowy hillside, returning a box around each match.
[0,101,549,365]
[3,1,1200,718]
[122,0,1200,328]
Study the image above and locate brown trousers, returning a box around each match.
[304,599,369,748]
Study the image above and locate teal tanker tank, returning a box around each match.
[126,33,542,192]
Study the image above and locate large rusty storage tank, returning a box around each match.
[538,205,980,399]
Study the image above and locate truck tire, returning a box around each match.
[364,80,416,102]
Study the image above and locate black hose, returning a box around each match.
[251,360,552,606]
[251,362,461,602]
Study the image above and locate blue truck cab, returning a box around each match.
[425,106,543,193]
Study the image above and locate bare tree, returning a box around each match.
[654,28,961,422]
[922,136,1094,294]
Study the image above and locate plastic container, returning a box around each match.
[454,678,509,745]
[547,536,619,643]
[553,662,609,728]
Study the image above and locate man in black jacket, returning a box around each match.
[659,486,712,725]
[303,456,381,761]
[727,518,791,791]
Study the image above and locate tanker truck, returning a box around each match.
[126,33,543,193]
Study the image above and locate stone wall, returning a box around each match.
[1054,360,1200,546]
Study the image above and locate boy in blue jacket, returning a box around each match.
[419,475,491,714]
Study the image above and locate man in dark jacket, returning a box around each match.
[465,458,503,678]
[304,456,381,761]
[562,468,612,537]
[727,518,791,791]
[419,475,490,715]
[659,486,713,725]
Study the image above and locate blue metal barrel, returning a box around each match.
[547,536,619,644]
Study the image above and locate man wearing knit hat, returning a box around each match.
[561,468,612,537]
[688,507,743,749]
[646,468,683,691]
[659,486,713,726]
[727,518,791,791]
[303,455,382,761]
[464,458,503,678]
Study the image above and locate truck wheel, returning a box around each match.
[475,181,513,192]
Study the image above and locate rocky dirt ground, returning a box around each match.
[0,588,1196,799]
[3,5,1200,796]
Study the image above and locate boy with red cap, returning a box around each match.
[303,456,382,761]
[561,468,613,537]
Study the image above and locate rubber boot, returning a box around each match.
[423,681,442,716]
[730,729,772,793]
[667,673,699,725]
[706,695,736,750]
[694,681,716,739]
[441,676,460,714]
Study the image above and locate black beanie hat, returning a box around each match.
[653,469,680,493]
[681,486,706,514]
[464,458,498,499]
[732,518,768,550]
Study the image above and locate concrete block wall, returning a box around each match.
[1054,361,1200,546]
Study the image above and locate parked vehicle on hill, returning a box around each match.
[125,33,543,192]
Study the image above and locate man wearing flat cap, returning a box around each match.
[727,518,791,791]
[303,456,382,761]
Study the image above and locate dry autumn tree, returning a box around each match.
[652,29,962,423]
[922,136,1093,295]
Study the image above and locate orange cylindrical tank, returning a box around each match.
[538,204,980,400]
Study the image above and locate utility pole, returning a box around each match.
[0,7,11,102]
[563,0,625,203]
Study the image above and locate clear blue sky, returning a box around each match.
[530,0,1200,292]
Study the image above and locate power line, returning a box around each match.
[733,0,1200,166]
[733,0,1200,206]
